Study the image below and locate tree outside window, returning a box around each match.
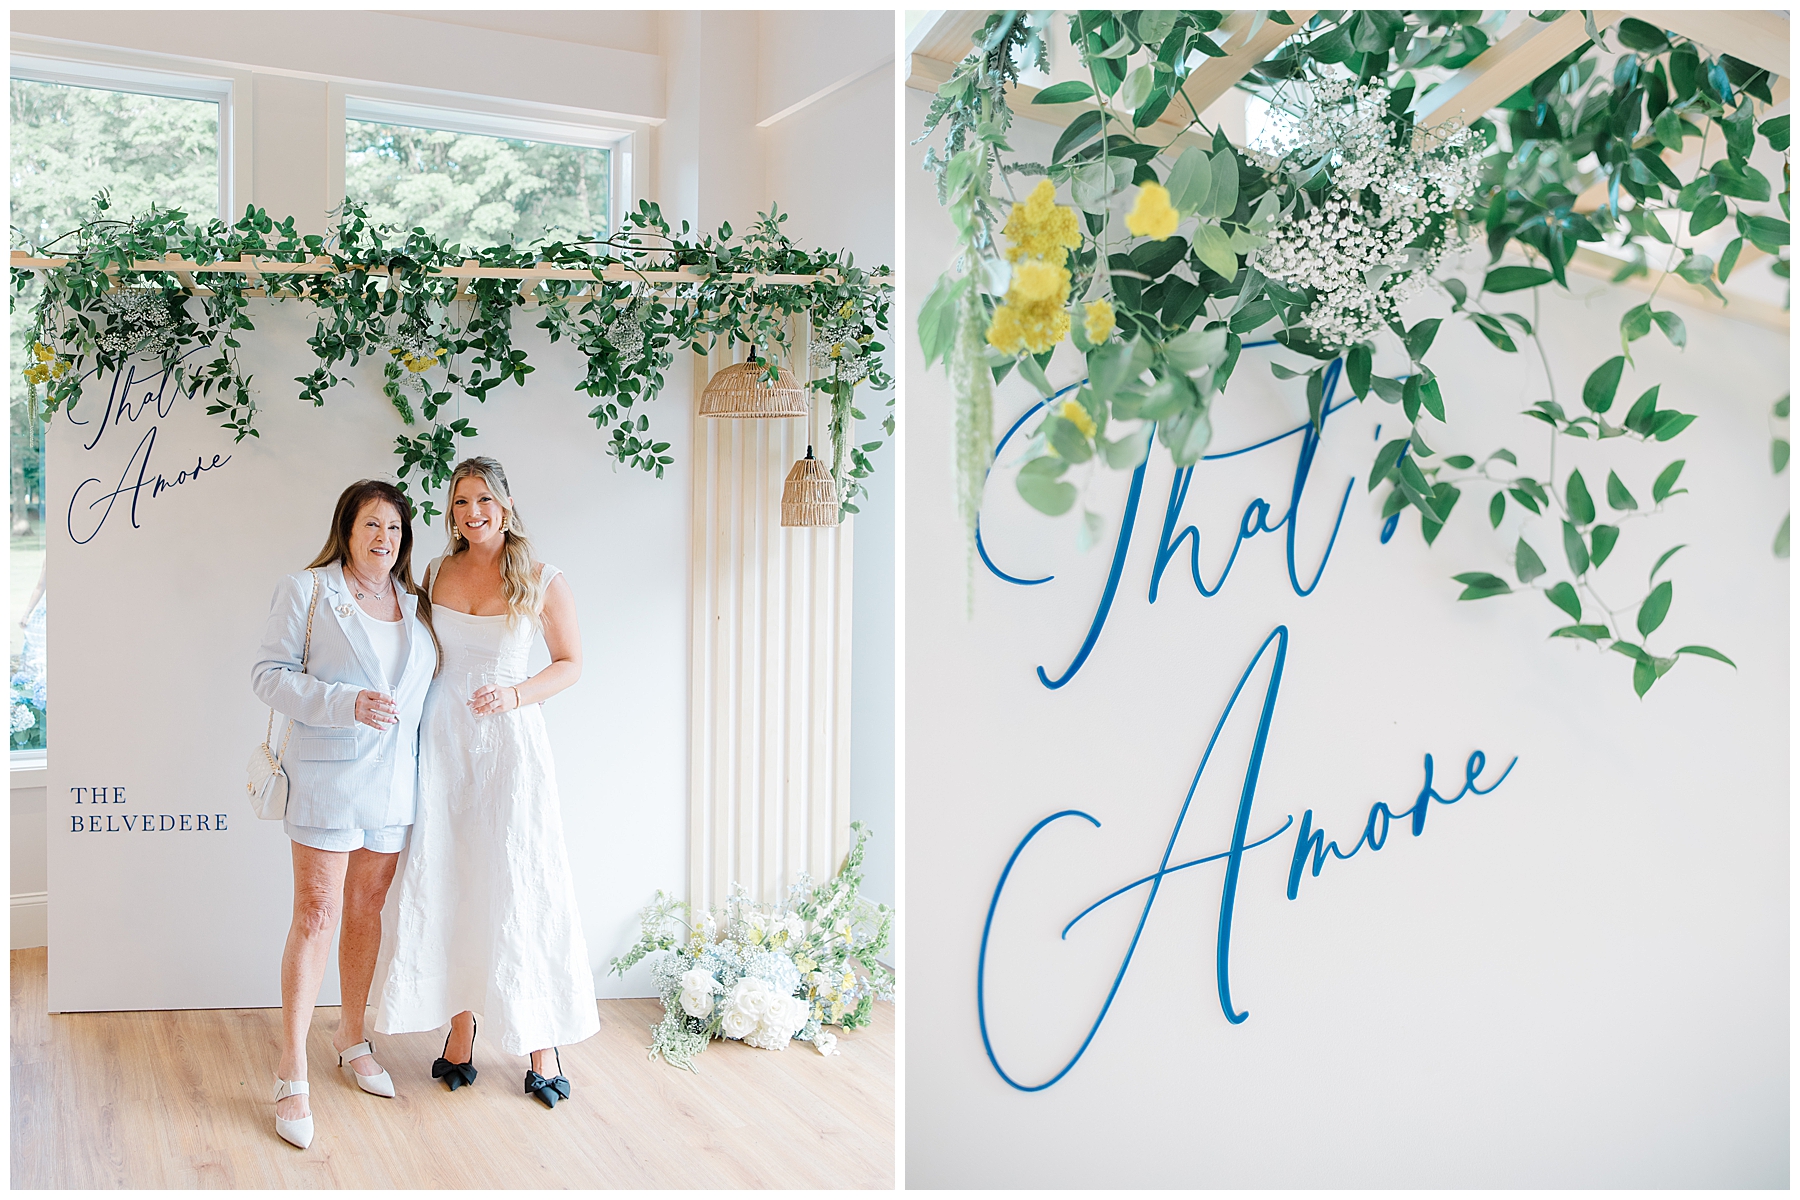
[9,76,221,752]
[345,119,612,252]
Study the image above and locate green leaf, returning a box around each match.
[1653,107,1686,152]
[1606,470,1638,511]
[1515,538,1547,584]
[1616,17,1669,52]
[1562,520,1590,575]
[1546,581,1582,621]
[1488,490,1505,528]
[1566,469,1596,526]
[1651,410,1696,441]
[1648,544,1686,583]
[1452,571,1511,599]
[1418,375,1445,422]
[1675,644,1737,668]
[1651,309,1686,349]
[1688,194,1728,236]
[1016,457,1076,515]
[1509,486,1542,515]
[1470,313,1517,352]
[1633,658,1658,698]
[1346,344,1372,397]
[1115,64,1154,114]
[1590,523,1619,568]
[1485,265,1555,293]
[1404,318,1442,363]
[1052,110,1105,164]
[1369,375,1404,405]
[1202,148,1239,219]
[1778,514,1791,557]
[1718,236,1745,283]
[1774,438,1790,474]
[1637,580,1672,636]
[1619,303,1653,343]
[1032,80,1096,105]
[1165,146,1213,215]
[1652,459,1686,503]
[1762,113,1790,152]
[1191,223,1239,280]
[1444,455,1475,469]
[1551,623,1612,641]
[1369,437,1409,491]
[1102,425,1152,468]
[1582,356,1626,413]
[1016,352,1055,398]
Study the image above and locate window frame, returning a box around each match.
[334,84,641,244]
[10,40,248,222]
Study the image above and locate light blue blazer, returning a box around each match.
[250,563,435,830]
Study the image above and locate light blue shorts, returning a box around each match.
[285,820,410,854]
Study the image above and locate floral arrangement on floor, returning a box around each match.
[917,10,1788,696]
[13,197,892,520]
[10,654,46,751]
[610,820,893,1071]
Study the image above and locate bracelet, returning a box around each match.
[511,685,522,709]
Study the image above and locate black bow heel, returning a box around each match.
[524,1047,570,1109]
[432,1016,479,1091]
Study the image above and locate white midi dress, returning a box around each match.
[374,561,599,1055]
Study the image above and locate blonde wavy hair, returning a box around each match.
[444,456,546,628]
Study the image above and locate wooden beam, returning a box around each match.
[1625,9,1789,77]
[1420,11,1621,128]
[1564,245,1788,332]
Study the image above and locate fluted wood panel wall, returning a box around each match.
[688,332,855,911]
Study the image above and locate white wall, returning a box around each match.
[904,86,1787,1188]
[15,12,897,1002]
[759,26,897,908]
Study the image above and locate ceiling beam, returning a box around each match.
[1420,11,1621,128]
[1625,10,1789,77]
[1565,246,1788,332]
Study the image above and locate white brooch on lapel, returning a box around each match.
[336,603,354,617]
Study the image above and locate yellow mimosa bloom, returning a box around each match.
[1058,398,1097,439]
[1002,180,1083,265]
[1010,259,1069,305]
[1126,182,1180,240]
[1083,299,1116,344]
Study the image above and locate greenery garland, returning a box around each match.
[14,196,892,521]
[918,10,1789,696]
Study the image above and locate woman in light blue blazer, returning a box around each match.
[251,479,436,1150]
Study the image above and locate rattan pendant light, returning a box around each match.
[698,345,808,418]
[781,444,839,527]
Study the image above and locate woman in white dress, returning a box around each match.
[375,456,598,1108]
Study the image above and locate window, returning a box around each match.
[9,71,224,756]
[344,99,623,251]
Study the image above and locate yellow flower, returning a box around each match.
[830,1000,847,1023]
[1010,259,1069,305]
[31,342,55,362]
[1083,299,1116,344]
[1002,180,1082,265]
[1126,182,1180,240]
[746,926,764,945]
[986,301,1071,356]
[1058,398,1097,439]
[23,364,48,385]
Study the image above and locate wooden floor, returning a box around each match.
[10,949,893,1189]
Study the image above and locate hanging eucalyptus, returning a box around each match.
[13,196,893,524]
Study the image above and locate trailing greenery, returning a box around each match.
[917,10,1788,696]
[13,198,893,522]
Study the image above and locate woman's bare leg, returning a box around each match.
[446,1010,476,1062]
[278,842,350,1121]
[332,847,400,1075]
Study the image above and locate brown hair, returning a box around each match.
[309,479,438,669]
[444,456,546,629]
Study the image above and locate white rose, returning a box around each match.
[679,968,719,996]
[813,1031,839,1056]
[784,996,812,1034]
[720,1006,757,1039]
[679,988,714,1019]
[729,977,772,1017]
[783,913,806,939]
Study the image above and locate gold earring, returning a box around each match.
[450,522,460,540]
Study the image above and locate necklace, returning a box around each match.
[348,563,392,604]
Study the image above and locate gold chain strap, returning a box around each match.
[264,569,322,770]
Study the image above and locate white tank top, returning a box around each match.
[355,603,409,691]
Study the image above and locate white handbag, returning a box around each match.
[247,570,321,821]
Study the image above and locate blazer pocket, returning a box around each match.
[292,736,359,761]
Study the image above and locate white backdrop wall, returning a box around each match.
[905,88,1787,1188]
[25,10,896,1002]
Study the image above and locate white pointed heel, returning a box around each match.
[273,1077,313,1149]
[337,1039,396,1098]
